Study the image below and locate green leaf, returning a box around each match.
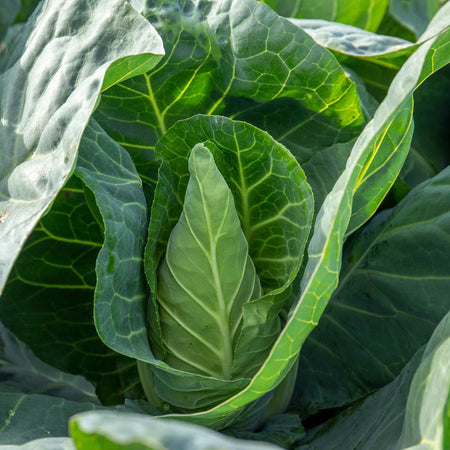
[70,411,282,450]
[0,385,98,445]
[0,320,97,403]
[297,350,425,449]
[293,165,450,415]
[400,64,450,189]
[0,0,164,293]
[387,0,441,40]
[226,414,304,449]
[296,310,450,450]
[0,173,142,404]
[95,0,364,177]
[260,0,389,31]
[137,114,312,415]
[0,0,19,42]
[0,438,75,449]
[156,144,262,380]
[153,16,449,428]
[399,312,450,448]
[346,3,450,234]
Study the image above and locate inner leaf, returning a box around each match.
[156,144,262,380]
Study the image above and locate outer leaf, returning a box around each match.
[399,64,450,190]
[293,165,450,414]
[297,350,425,450]
[70,411,282,450]
[0,438,75,449]
[0,175,140,404]
[0,385,98,445]
[297,310,450,450]
[157,144,262,379]
[95,0,364,176]
[399,312,450,448]
[0,0,19,42]
[0,320,97,403]
[346,2,450,234]
[0,0,164,292]
[152,16,450,429]
[260,0,389,32]
[291,19,415,70]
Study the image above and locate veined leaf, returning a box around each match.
[95,0,364,178]
[152,13,450,429]
[399,311,450,448]
[259,0,389,32]
[0,385,99,445]
[293,165,450,415]
[0,173,142,404]
[137,115,312,414]
[296,310,450,449]
[0,0,164,293]
[0,320,97,403]
[157,144,262,380]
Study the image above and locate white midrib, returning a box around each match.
[198,180,234,380]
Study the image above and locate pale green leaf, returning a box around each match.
[157,144,262,380]
[0,438,75,449]
[70,411,282,450]
[0,0,164,293]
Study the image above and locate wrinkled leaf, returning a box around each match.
[153,15,450,428]
[137,114,312,415]
[95,0,363,181]
[0,0,164,293]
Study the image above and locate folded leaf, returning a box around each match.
[157,144,262,379]
[0,0,164,293]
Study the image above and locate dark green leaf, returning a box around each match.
[0,385,98,445]
[294,165,450,415]
[0,321,97,403]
